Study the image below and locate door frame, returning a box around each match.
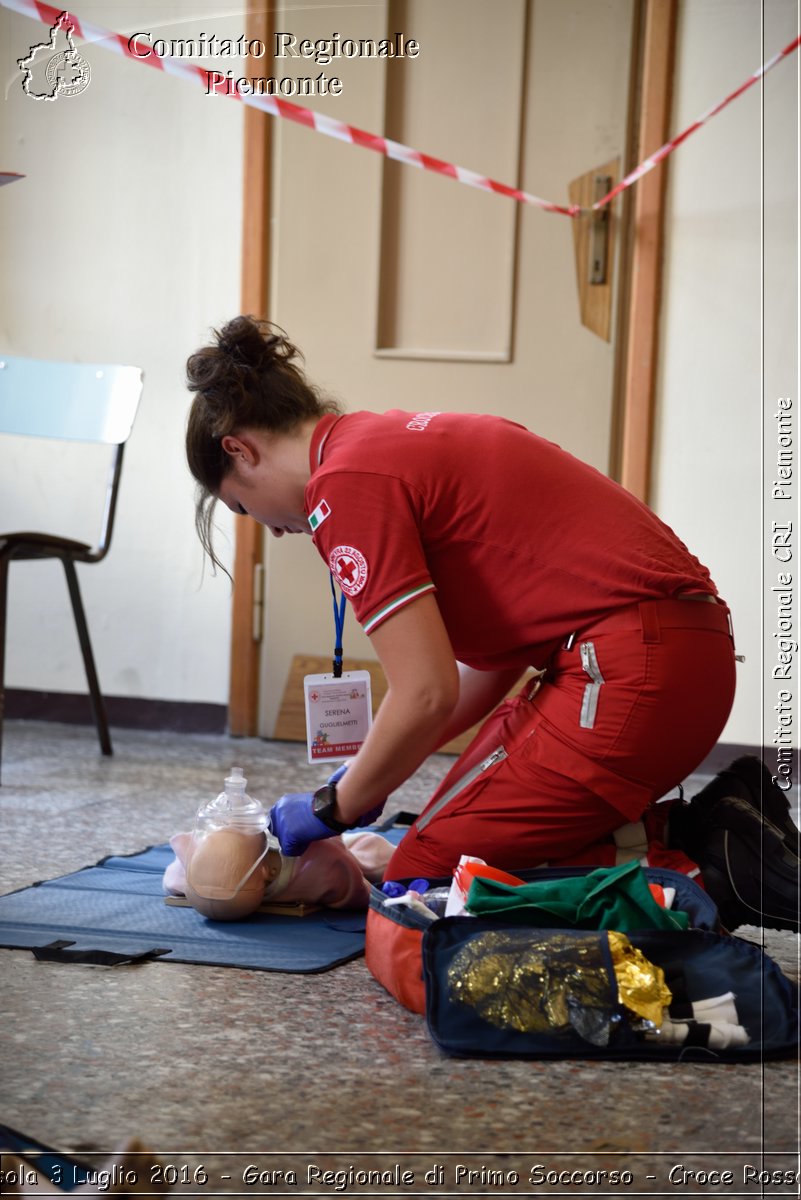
[227,0,678,736]
[228,0,272,736]
[614,0,678,497]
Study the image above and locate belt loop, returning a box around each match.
[639,600,661,644]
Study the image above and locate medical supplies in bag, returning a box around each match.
[365,862,799,1060]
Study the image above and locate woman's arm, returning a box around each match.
[332,596,523,825]
[332,593,459,825]
[432,661,525,751]
[268,594,526,851]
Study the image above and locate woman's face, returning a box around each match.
[216,430,310,538]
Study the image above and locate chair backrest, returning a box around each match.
[0,357,142,448]
[0,356,143,445]
[0,355,144,561]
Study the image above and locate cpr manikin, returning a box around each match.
[163,767,391,919]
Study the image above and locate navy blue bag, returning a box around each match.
[368,863,798,1059]
[422,916,799,1061]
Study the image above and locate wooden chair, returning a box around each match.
[0,355,144,782]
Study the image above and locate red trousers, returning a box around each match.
[386,596,736,881]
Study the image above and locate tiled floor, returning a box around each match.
[0,720,798,1196]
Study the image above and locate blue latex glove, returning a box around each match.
[268,764,387,857]
[267,792,336,857]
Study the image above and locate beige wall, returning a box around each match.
[0,1,243,705]
[653,0,799,749]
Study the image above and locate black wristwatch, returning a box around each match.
[312,781,350,833]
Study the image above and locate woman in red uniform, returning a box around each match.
[186,317,798,930]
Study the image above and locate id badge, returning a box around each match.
[303,671,373,765]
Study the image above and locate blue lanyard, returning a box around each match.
[329,572,346,678]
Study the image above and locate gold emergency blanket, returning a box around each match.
[607,930,672,1027]
[447,930,671,1045]
[447,930,614,1043]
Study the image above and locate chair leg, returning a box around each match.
[0,555,8,785]
[62,557,113,757]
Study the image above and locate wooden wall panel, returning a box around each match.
[375,0,526,360]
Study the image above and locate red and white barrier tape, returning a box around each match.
[594,30,801,211]
[3,0,799,219]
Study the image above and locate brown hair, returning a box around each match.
[186,315,341,572]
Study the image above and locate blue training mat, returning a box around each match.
[0,841,396,974]
[0,1122,94,1192]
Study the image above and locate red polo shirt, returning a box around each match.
[305,410,715,671]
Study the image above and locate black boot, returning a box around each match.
[669,761,800,934]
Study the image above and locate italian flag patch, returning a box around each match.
[308,499,331,531]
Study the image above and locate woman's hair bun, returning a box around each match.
[186,313,342,573]
[216,316,293,373]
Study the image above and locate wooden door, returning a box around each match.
[258,0,635,737]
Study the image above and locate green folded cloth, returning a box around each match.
[465,859,690,932]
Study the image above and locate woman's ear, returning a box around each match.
[221,433,258,465]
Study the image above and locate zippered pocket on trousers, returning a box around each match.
[416,746,508,832]
[579,641,605,729]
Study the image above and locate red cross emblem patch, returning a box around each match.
[329,545,369,597]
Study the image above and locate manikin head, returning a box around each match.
[176,827,283,921]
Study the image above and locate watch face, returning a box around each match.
[311,787,338,825]
[313,784,345,832]
[313,785,334,817]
